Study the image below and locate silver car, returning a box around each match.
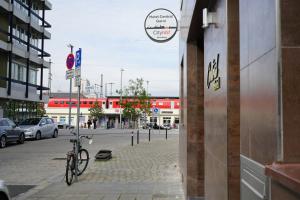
[0,180,10,200]
[19,117,58,140]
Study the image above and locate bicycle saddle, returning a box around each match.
[69,138,77,143]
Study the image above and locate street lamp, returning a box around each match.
[120,68,125,129]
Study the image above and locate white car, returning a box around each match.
[19,117,58,140]
[0,180,10,200]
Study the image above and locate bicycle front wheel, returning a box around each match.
[77,148,89,176]
[66,156,74,185]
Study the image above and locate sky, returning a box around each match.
[47,0,180,97]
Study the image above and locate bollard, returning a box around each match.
[131,131,134,146]
[137,130,139,144]
[148,128,151,142]
[166,128,168,140]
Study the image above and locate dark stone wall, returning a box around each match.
[179,42,205,198]
[204,0,240,199]
[281,0,300,163]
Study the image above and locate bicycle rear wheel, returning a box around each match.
[66,156,74,185]
[77,148,89,176]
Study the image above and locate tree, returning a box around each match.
[88,101,104,119]
[37,103,46,117]
[117,78,151,128]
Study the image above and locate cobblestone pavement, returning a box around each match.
[10,129,184,200]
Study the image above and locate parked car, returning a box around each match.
[0,118,25,148]
[19,117,58,140]
[0,180,10,200]
[57,122,74,129]
[162,123,172,130]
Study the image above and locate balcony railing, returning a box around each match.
[14,0,51,28]
[0,27,50,58]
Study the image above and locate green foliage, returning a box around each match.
[88,101,103,118]
[36,103,46,117]
[117,78,151,121]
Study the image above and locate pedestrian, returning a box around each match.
[87,119,92,129]
[93,118,97,129]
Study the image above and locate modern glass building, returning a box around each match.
[0,0,51,122]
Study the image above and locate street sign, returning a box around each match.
[65,69,74,79]
[66,54,75,70]
[75,76,81,87]
[153,107,159,116]
[75,48,81,69]
[74,68,81,77]
[85,85,94,90]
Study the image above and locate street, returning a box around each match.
[0,128,183,199]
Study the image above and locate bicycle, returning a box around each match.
[65,135,92,185]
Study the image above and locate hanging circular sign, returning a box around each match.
[66,53,75,70]
[144,8,178,43]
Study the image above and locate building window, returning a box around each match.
[18,65,24,81]
[29,69,37,84]
[59,116,66,123]
[150,117,157,123]
[175,118,179,124]
[163,117,171,124]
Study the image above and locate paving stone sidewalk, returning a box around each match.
[15,136,184,200]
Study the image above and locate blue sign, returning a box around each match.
[75,48,82,68]
[153,107,159,113]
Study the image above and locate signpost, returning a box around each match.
[74,48,82,182]
[66,45,74,133]
[152,107,161,134]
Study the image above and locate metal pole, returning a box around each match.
[68,45,73,129]
[48,59,52,97]
[166,128,167,140]
[105,83,107,97]
[158,112,161,134]
[75,47,82,181]
[120,68,124,129]
[100,74,103,97]
[108,83,114,96]
[146,80,149,95]
[137,129,139,144]
[131,131,134,146]
[148,128,151,142]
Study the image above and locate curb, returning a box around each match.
[12,173,64,200]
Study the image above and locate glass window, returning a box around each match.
[150,117,157,123]
[46,118,53,124]
[7,119,16,127]
[59,116,66,123]
[40,119,46,125]
[0,120,9,126]
[18,65,23,81]
[29,69,37,84]
[11,63,18,80]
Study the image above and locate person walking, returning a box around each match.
[93,118,97,129]
[87,119,92,129]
